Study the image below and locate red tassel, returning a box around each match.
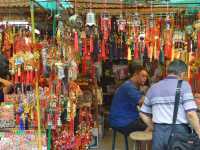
[101,40,106,60]
[82,58,87,75]
[101,18,104,32]
[21,71,24,84]
[82,38,86,56]
[27,71,30,84]
[198,31,200,50]
[69,118,74,136]
[134,44,139,60]
[90,35,93,53]
[74,32,79,52]
[90,60,95,80]
[164,43,172,59]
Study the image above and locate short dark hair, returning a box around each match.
[129,61,146,75]
[167,59,188,75]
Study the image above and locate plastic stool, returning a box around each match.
[112,128,129,150]
[129,131,152,150]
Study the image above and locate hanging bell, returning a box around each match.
[149,13,155,28]
[165,14,171,30]
[117,15,126,32]
[132,12,140,27]
[86,11,96,26]
[101,11,110,20]
[69,14,83,29]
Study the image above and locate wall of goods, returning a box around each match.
[0,3,200,149]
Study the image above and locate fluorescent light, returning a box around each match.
[0,20,29,25]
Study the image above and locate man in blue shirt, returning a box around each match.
[109,61,148,135]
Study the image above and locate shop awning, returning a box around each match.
[34,0,72,10]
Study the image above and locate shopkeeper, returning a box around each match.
[109,61,150,135]
[0,77,12,102]
[0,53,12,102]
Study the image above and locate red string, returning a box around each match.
[82,38,86,56]
[101,39,106,60]
[82,58,87,75]
[74,32,79,52]
[90,35,93,53]
[134,43,139,60]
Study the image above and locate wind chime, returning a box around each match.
[100,0,111,60]
[82,0,96,79]
[128,5,140,61]
[131,1,141,60]
[163,2,173,60]
[190,12,200,91]
[146,1,157,62]
[116,0,127,60]
[173,11,186,62]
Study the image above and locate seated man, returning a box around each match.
[109,61,149,135]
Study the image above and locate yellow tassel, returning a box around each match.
[128,47,132,61]
[171,47,175,61]
[149,45,153,62]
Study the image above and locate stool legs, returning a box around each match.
[112,130,129,150]
[133,141,137,150]
[124,135,129,150]
[112,130,116,150]
[132,141,151,150]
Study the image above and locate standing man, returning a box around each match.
[140,59,200,150]
[109,61,149,135]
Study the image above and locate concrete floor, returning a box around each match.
[91,128,133,150]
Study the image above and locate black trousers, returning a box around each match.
[112,118,147,136]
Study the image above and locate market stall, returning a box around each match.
[0,0,200,150]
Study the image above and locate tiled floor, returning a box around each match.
[92,128,133,150]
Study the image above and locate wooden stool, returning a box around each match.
[112,128,129,150]
[129,131,152,150]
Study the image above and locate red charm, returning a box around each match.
[74,32,79,52]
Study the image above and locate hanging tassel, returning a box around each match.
[149,44,153,62]
[198,31,200,50]
[143,46,149,65]
[74,31,79,52]
[154,39,157,60]
[134,43,139,60]
[15,73,18,84]
[159,47,165,65]
[127,46,132,61]
[47,125,52,150]
[171,46,175,61]
[82,38,86,56]
[27,71,30,85]
[82,58,87,75]
[69,118,74,136]
[90,60,95,80]
[90,35,93,53]
[17,65,21,83]
[19,116,25,130]
[101,40,106,60]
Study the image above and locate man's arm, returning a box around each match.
[0,77,12,87]
[0,77,12,94]
[138,96,145,106]
[186,111,200,137]
[140,112,153,131]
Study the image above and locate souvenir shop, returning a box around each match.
[0,0,200,150]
